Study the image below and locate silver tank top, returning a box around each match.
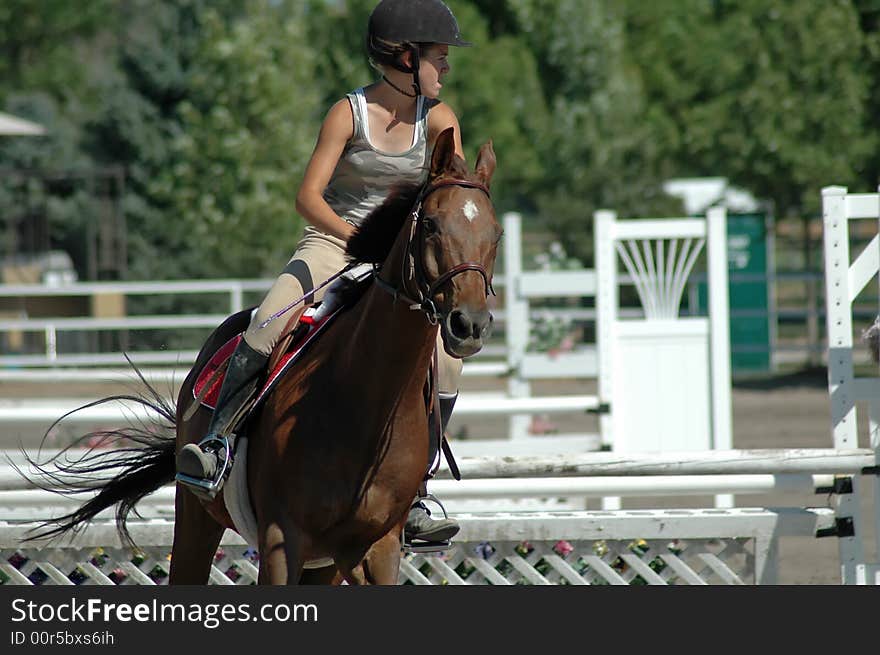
[322,88,432,227]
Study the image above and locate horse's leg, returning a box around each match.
[257,516,307,585]
[334,551,370,585]
[335,530,403,585]
[169,487,225,584]
[361,531,404,585]
[299,565,340,585]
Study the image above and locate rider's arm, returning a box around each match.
[295,99,356,242]
[427,101,465,160]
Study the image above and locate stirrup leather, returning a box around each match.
[175,434,234,499]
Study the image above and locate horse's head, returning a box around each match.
[346,127,501,358]
[412,128,501,357]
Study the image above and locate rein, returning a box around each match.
[374,177,495,324]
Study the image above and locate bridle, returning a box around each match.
[374,177,496,324]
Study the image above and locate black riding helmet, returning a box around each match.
[367,0,471,97]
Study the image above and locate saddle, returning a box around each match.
[192,303,341,414]
[192,264,374,416]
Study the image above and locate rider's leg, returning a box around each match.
[176,230,349,497]
[176,259,316,496]
[176,336,269,492]
[405,339,463,543]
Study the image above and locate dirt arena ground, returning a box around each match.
[2,366,876,584]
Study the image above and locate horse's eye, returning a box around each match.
[422,217,439,235]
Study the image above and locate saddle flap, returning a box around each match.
[193,334,241,409]
[192,305,341,411]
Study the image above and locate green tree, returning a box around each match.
[0,1,115,278]
[155,1,323,278]
[0,0,112,102]
[442,2,548,212]
[627,0,873,219]
[82,0,210,282]
[854,0,880,190]
[507,0,681,263]
[304,0,376,106]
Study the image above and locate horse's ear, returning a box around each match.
[430,127,457,178]
[474,140,496,188]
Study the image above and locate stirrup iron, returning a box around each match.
[418,493,451,519]
[404,540,452,554]
[175,434,234,500]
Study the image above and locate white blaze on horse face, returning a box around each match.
[463,199,479,223]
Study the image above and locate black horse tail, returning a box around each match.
[15,364,179,549]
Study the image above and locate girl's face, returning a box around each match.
[418,44,450,99]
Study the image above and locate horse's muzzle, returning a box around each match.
[442,308,494,357]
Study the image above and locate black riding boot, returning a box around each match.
[176,338,269,499]
[404,391,461,544]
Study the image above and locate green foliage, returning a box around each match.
[853,0,880,188]
[0,0,113,102]
[83,1,204,281]
[507,0,683,264]
[155,1,323,277]
[628,0,873,218]
[304,0,376,105]
[3,0,880,282]
[442,2,549,211]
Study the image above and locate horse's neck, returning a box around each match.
[341,230,437,398]
[344,283,437,392]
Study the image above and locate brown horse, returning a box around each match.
[23,127,500,585]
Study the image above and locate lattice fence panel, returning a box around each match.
[0,545,258,586]
[404,538,753,585]
[2,537,755,586]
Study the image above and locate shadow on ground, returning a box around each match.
[733,366,828,391]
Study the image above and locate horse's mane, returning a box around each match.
[345,183,422,265]
[345,154,473,266]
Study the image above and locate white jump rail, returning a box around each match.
[0,474,840,502]
[0,444,862,584]
[0,362,512,382]
[1,448,869,502]
[0,393,602,423]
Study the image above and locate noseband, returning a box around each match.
[374,177,496,324]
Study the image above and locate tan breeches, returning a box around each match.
[243,226,463,393]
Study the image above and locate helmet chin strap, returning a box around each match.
[382,75,418,98]
[381,43,423,97]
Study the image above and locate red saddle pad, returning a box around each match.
[192,307,338,410]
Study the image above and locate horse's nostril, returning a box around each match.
[449,310,472,340]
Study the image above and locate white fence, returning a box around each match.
[0,210,729,457]
[1,447,866,584]
[0,211,609,453]
[820,186,880,583]
[0,509,837,585]
[2,194,880,584]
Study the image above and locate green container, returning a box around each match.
[697,212,771,373]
